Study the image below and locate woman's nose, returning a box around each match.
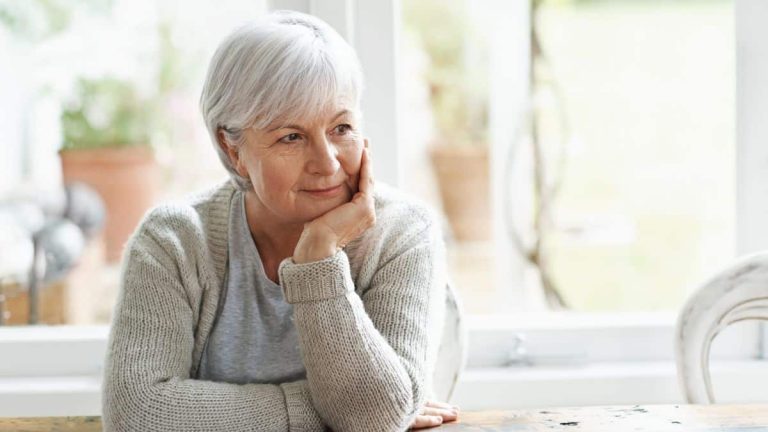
[306,136,341,175]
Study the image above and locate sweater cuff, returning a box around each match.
[280,380,325,431]
[278,250,354,304]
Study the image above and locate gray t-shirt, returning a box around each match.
[198,191,306,384]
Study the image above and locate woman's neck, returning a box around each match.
[242,191,303,262]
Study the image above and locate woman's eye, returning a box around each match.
[278,133,302,144]
[334,124,352,135]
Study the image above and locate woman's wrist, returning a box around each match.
[292,228,339,264]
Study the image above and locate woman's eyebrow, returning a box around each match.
[267,110,351,133]
[268,123,302,133]
[330,109,350,121]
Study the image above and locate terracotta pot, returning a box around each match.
[1,279,67,325]
[430,145,491,242]
[59,146,159,263]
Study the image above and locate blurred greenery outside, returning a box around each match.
[405,0,735,312]
[541,0,734,311]
[402,0,489,147]
[1,2,194,151]
[0,0,270,325]
[58,20,189,150]
[0,0,224,184]
[0,0,113,42]
[60,77,152,150]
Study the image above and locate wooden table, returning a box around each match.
[442,404,768,431]
[2,404,768,431]
[0,416,101,432]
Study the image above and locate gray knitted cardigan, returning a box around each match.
[101,180,447,432]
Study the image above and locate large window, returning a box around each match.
[1,0,738,326]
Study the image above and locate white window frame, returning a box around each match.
[2,0,768,417]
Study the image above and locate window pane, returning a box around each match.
[541,0,735,311]
[400,0,497,314]
[400,0,735,313]
[0,0,267,326]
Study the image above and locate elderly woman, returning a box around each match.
[102,10,460,432]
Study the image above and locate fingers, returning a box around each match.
[409,415,444,430]
[357,143,374,196]
[409,405,460,430]
[349,143,375,238]
[422,406,459,421]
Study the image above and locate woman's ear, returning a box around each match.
[217,128,248,178]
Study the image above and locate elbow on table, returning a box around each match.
[102,378,147,431]
[101,380,139,432]
[102,376,169,432]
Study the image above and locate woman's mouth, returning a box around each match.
[303,184,344,198]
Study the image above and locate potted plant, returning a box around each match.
[404,0,491,242]
[59,77,160,263]
[427,82,490,242]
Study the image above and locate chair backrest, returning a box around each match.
[432,283,467,402]
[675,251,768,403]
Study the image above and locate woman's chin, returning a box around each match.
[297,191,351,219]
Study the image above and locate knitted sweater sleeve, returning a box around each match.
[101,217,325,432]
[278,213,447,432]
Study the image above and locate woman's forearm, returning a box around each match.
[103,375,323,431]
[279,240,445,432]
[293,292,416,431]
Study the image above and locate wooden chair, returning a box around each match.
[432,283,467,402]
[675,251,768,403]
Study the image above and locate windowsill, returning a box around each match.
[464,312,759,367]
[0,375,102,417]
[0,312,757,373]
[0,375,101,394]
[453,360,768,409]
[0,325,109,377]
[466,311,678,329]
[2,360,768,417]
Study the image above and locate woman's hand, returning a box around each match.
[410,400,460,429]
[292,142,376,264]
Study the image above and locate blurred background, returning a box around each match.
[0,0,735,326]
[8,0,768,420]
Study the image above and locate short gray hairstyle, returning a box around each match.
[200,10,365,190]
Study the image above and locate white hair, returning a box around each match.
[200,10,365,190]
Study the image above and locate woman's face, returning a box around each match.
[231,101,364,225]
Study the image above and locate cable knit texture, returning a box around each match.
[101,180,447,432]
